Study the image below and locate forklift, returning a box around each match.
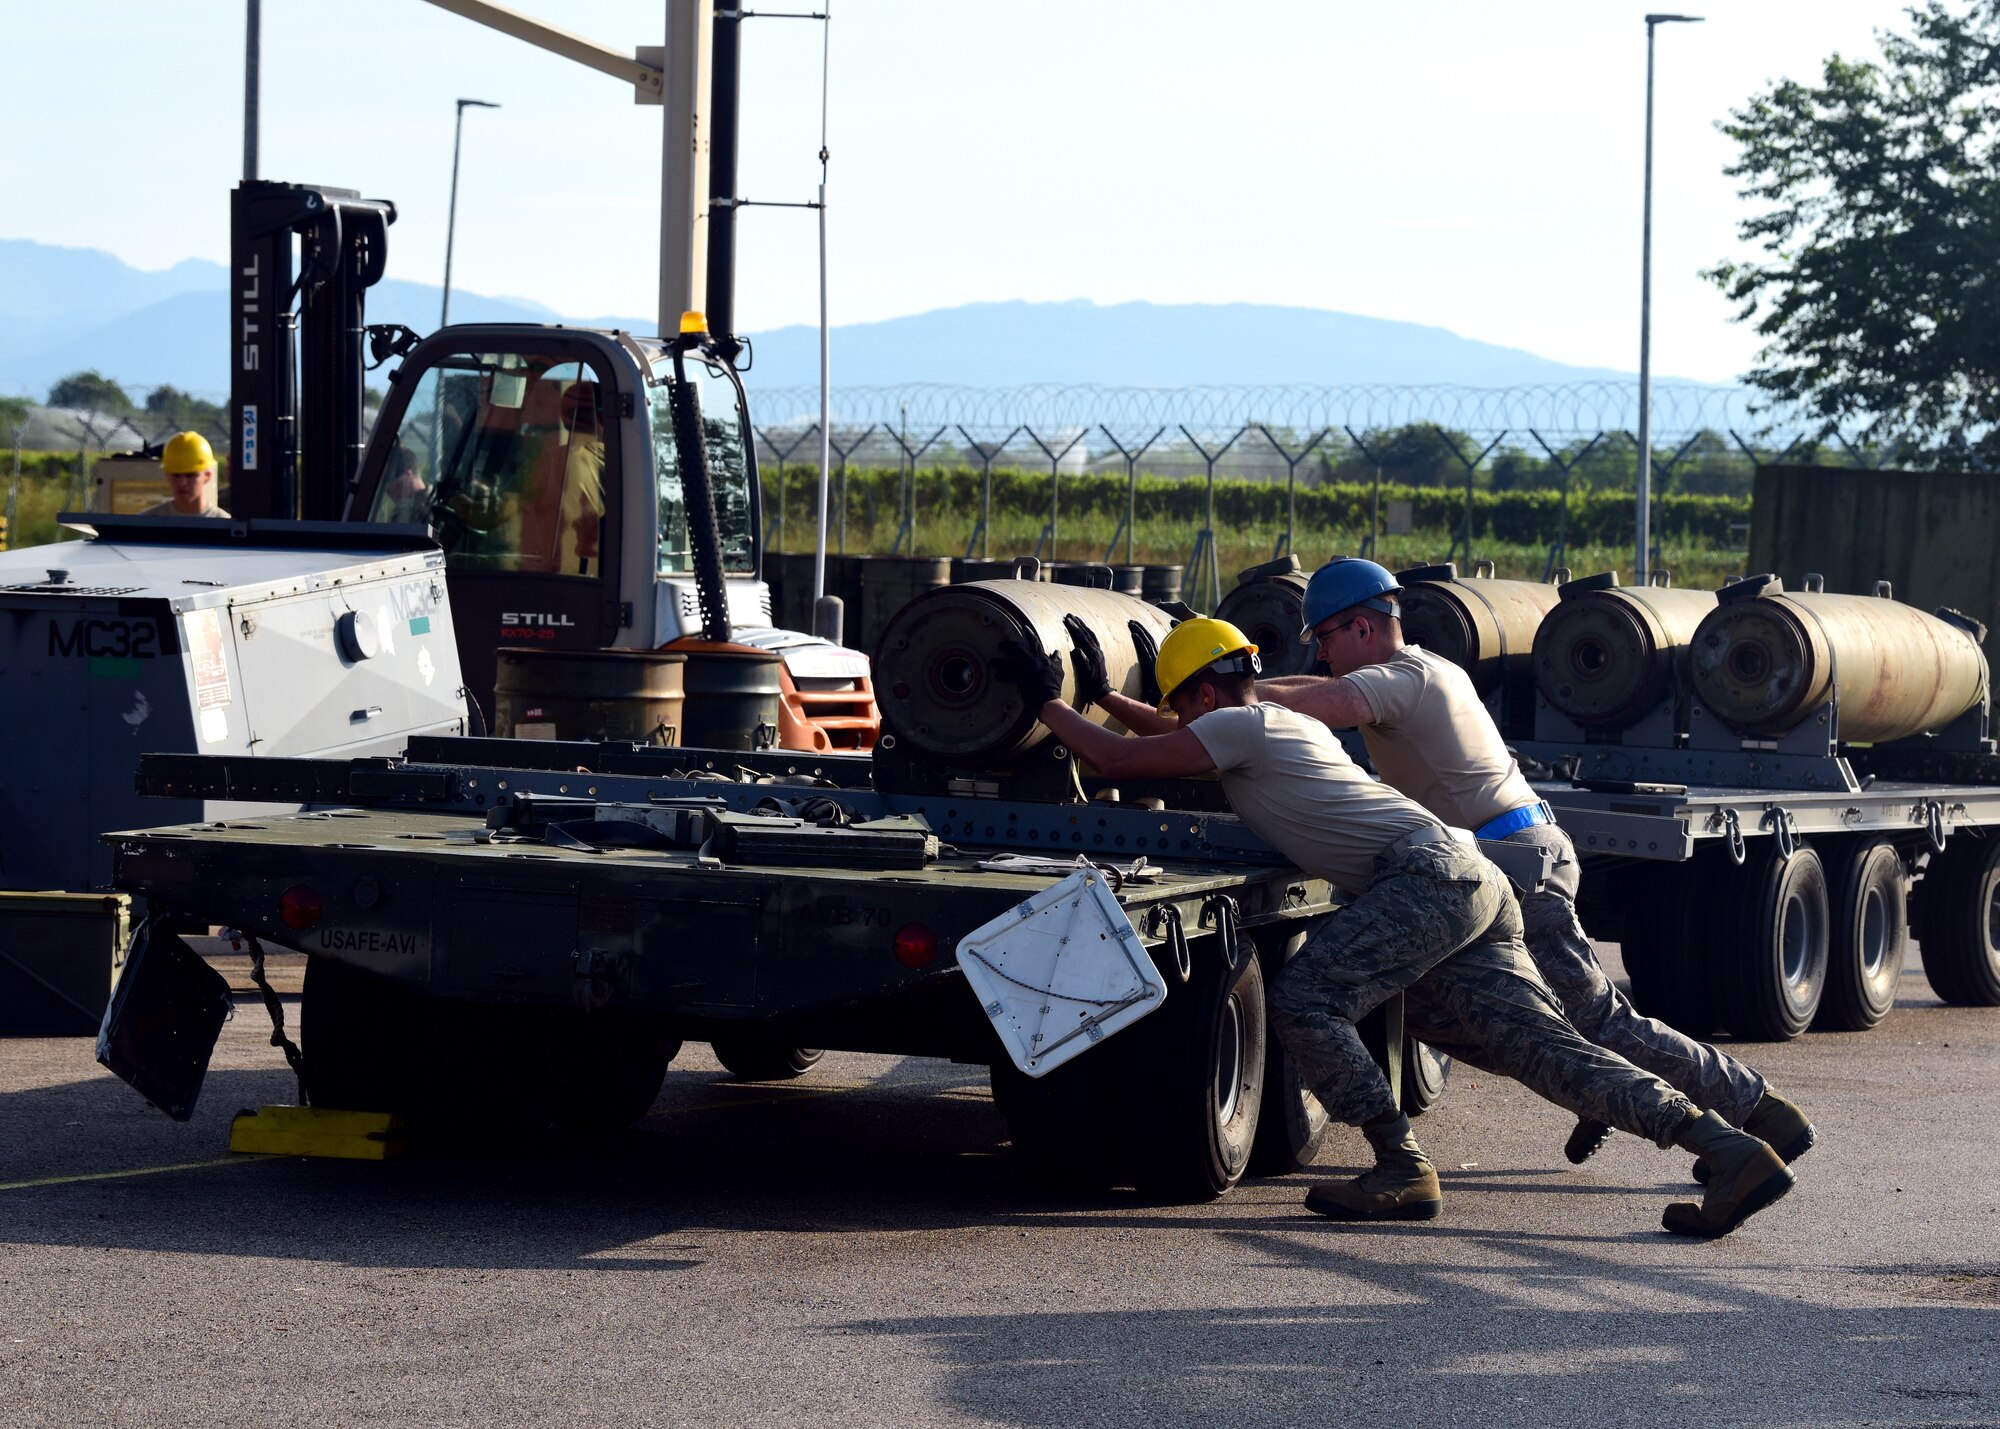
[224,177,877,750]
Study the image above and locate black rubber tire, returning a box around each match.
[1128,937,1266,1200]
[1248,927,1328,1177]
[1402,1037,1452,1116]
[1915,835,2000,1006]
[1718,841,1829,1041]
[302,956,417,1113]
[989,1053,1120,1190]
[553,1024,679,1131]
[709,1038,825,1082]
[992,928,1266,1201]
[1815,839,1908,1031]
[1618,854,1723,1037]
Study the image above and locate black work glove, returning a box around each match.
[1062,614,1113,705]
[1127,620,1163,706]
[992,639,1067,710]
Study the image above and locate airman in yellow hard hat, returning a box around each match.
[987,606,1794,1239]
[144,432,229,518]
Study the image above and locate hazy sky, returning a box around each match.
[6,2,1910,383]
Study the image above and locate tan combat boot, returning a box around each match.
[1305,1113,1443,1222]
[1692,1090,1816,1183]
[1663,1110,1795,1238]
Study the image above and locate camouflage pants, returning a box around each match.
[1265,835,1698,1147]
[1506,822,1765,1125]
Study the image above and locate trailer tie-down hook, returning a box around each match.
[1151,902,1192,984]
[1201,894,1241,972]
[1924,798,1949,853]
[1762,806,1797,860]
[1717,807,1745,866]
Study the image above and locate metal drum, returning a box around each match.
[1112,565,1146,596]
[1215,556,1315,677]
[679,646,785,751]
[494,647,687,744]
[1532,573,1719,728]
[859,556,952,656]
[873,581,1177,766]
[1689,575,1989,741]
[1141,564,1184,605]
[1051,563,1115,590]
[1397,563,1562,702]
[952,557,1021,583]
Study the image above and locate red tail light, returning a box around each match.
[893,922,937,969]
[279,885,323,930]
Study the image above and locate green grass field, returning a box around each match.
[765,500,1748,594]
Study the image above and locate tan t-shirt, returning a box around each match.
[140,500,230,518]
[1188,702,1442,895]
[1340,645,1537,831]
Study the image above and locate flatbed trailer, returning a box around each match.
[1529,765,2000,1043]
[99,736,1512,1201]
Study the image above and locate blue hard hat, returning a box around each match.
[1300,558,1403,643]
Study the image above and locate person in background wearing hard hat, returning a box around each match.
[143,432,230,518]
[1255,558,1814,1184]
[997,616,1795,1237]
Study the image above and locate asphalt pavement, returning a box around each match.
[1,944,1996,1428]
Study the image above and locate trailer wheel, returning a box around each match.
[709,1038,825,1081]
[1130,935,1266,1200]
[1816,839,1908,1031]
[553,1022,679,1131]
[302,956,416,1113]
[1248,928,1328,1176]
[1720,842,1829,1041]
[1618,855,1723,1036]
[1915,835,2000,1006]
[1403,1037,1452,1116]
[994,931,1265,1200]
[988,1055,1119,1190]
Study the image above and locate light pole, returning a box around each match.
[1635,12,1701,584]
[442,98,500,326]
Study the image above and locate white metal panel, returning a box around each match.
[957,866,1167,1078]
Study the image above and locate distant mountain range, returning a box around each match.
[1,237,1672,401]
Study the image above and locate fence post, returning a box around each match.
[1527,430,1603,582]
[826,425,877,554]
[1431,428,1507,569]
[1097,425,1166,565]
[754,424,820,556]
[1023,427,1086,562]
[956,425,1022,559]
[878,422,948,555]
[1255,425,1330,561]
[1177,424,1247,611]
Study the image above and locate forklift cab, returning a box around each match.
[351,324,766,720]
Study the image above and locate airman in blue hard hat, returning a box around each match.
[1260,558,1814,1192]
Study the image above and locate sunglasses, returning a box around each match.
[1310,617,1364,651]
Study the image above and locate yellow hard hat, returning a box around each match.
[1154,617,1261,713]
[161,431,216,476]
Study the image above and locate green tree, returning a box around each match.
[1708,1,2000,468]
[47,370,133,416]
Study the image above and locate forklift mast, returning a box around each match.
[229,181,395,521]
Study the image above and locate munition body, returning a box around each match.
[873,580,1175,766]
[1689,578,1989,741]
[1533,577,1719,729]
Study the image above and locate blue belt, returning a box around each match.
[1474,801,1556,840]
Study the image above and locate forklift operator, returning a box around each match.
[1256,558,1814,1183]
[991,616,1795,1238]
[143,432,230,518]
